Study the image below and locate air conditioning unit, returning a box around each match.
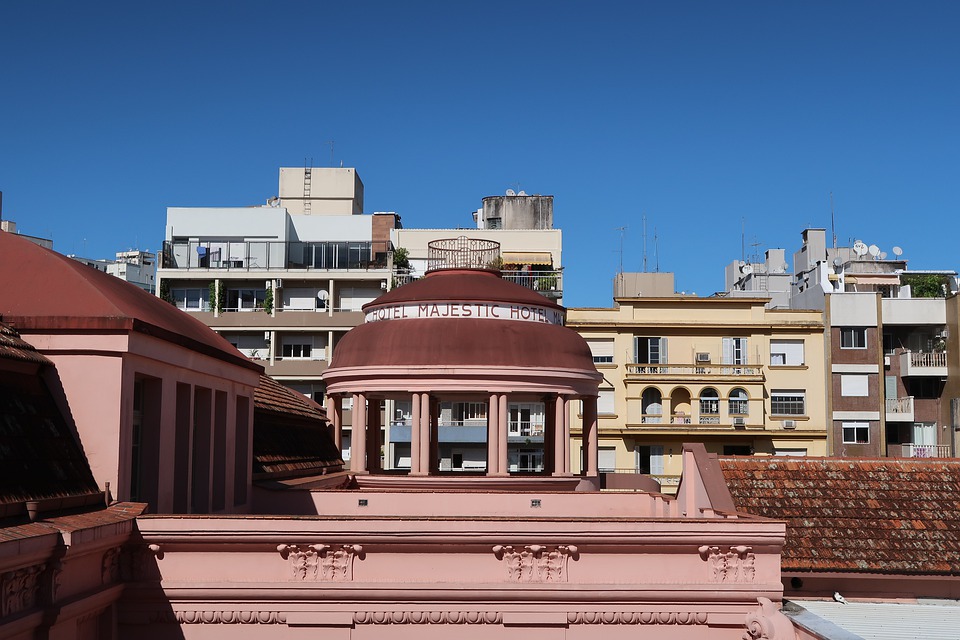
[884,356,891,366]
[733,417,746,428]
[696,352,711,363]
[782,420,797,430]
[275,279,283,288]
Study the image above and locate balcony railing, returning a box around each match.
[888,443,951,458]
[671,414,691,424]
[161,240,392,271]
[885,396,914,414]
[641,414,663,424]
[899,350,948,377]
[501,269,563,298]
[508,421,545,437]
[699,415,721,425]
[626,363,763,377]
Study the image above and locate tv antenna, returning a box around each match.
[830,192,837,249]
[614,226,627,275]
[642,213,648,272]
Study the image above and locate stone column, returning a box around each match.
[563,397,571,475]
[487,393,500,475]
[430,396,440,473]
[498,394,509,474]
[553,395,567,476]
[419,393,432,475]
[410,392,423,475]
[543,395,555,475]
[367,398,382,473]
[583,395,599,477]
[331,396,343,450]
[351,393,367,473]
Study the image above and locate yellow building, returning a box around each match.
[567,275,827,490]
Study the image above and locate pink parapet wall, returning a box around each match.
[118,446,797,640]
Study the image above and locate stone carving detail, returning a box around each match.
[355,611,502,625]
[743,597,797,640]
[567,611,708,625]
[151,610,287,624]
[699,545,755,582]
[492,544,578,583]
[102,547,122,584]
[277,543,363,581]
[1,565,43,616]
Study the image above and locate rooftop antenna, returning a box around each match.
[750,236,762,264]
[654,227,660,273]
[830,192,837,249]
[740,216,747,262]
[614,226,627,275]
[327,141,335,167]
[642,213,648,272]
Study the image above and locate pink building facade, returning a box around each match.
[1,233,805,639]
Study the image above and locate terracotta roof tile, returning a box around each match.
[720,457,960,575]
[0,321,51,365]
[252,375,343,476]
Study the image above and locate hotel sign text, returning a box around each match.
[365,302,564,326]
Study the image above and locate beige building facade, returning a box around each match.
[567,278,827,488]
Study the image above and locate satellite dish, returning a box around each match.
[518,190,527,196]
[742,264,754,275]
[868,244,880,257]
[832,257,843,268]
[853,241,868,257]
[505,189,516,196]
[893,246,903,256]
[880,252,887,260]
[267,196,280,207]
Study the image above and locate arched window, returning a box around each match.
[699,388,720,419]
[641,388,662,424]
[729,388,749,415]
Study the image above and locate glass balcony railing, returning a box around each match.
[161,240,392,271]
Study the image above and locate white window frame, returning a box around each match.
[723,337,748,365]
[771,390,805,416]
[842,421,870,444]
[770,339,804,366]
[840,374,869,397]
[587,339,615,364]
[597,389,616,415]
[840,327,868,349]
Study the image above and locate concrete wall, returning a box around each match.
[278,167,363,215]
[167,207,288,241]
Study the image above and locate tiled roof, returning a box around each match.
[720,457,960,575]
[253,375,343,476]
[0,325,99,508]
[0,231,259,372]
[254,373,327,421]
[0,321,51,365]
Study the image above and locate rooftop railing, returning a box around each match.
[161,240,392,271]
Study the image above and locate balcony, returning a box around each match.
[500,269,563,300]
[899,350,947,377]
[508,421,545,439]
[161,240,392,272]
[625,363,764,382]
[885,396,915,422]
[887,443,951,458]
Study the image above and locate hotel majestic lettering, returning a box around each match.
[365,302,565,326]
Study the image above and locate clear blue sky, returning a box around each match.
[2,1,958,307]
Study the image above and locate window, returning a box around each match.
[587,339,614,364]
[281,343,313,359]
[840,327,867,349]
[722,337,748,365]
[453,402,487,425]
[728,388,749,415]
[226,288,267,311]
[641,387,663,423]
[723,445,752,456]
[508,403,545,436]
[597,389,615,415]
[840,374,869,396]
[598,447,617,473]
[771,390,805,416]
[636,445,664,475]
[774,448,808,457]
[770,339,804,366]
[171,287,208,311]
[842,421,870,444]
[699,388,720,415]
[634,337,667,365]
